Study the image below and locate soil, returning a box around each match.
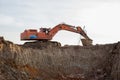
[0,38,120,80]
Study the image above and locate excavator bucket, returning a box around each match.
[81,39,92,46]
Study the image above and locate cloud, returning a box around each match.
[0,14,24,26]
[0,0,120,45]
[0,15,14,25]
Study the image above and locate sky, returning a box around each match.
[0,0,120,45]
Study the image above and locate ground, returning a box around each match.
[0,38,120,80]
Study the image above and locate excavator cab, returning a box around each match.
[40,28,50,34]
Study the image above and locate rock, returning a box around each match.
[0,39,120,80]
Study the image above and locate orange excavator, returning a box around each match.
[21,23,92,46]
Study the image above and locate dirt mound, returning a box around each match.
[0,38,120,80]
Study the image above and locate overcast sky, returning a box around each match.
[0,0,120,45]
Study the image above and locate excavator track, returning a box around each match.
[23,41,61,49]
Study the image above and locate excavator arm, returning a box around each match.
[49,23,92,46]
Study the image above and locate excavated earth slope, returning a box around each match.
[0,39,120,80]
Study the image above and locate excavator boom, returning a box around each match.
[21,23,92,46]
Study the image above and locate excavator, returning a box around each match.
[21,23,92,47]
